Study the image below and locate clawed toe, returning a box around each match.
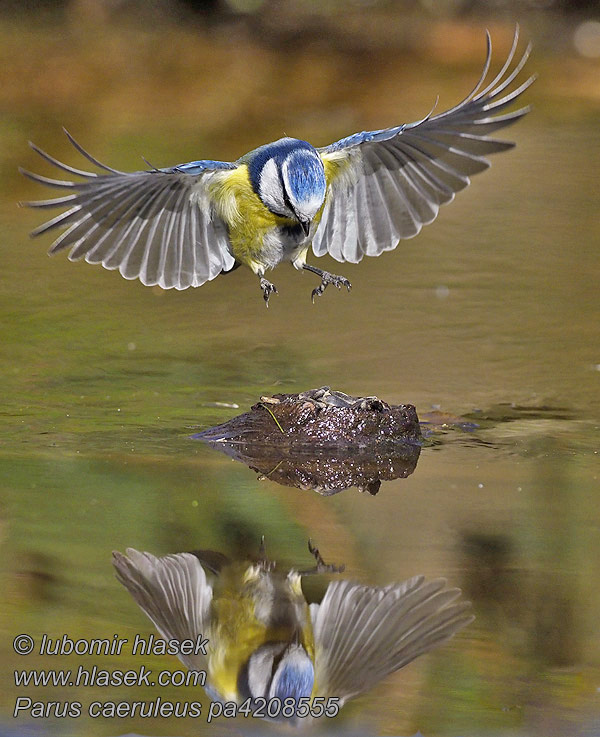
[300,539,345,575]
[260,277,278,307]
[258,535,275,571]
[311,285,324,303]
[335,276,352,291]
[310,272,352,302]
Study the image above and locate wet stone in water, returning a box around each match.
[195,387,422,447]
[194,388,422,494]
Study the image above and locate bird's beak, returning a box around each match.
[299,219,311,237]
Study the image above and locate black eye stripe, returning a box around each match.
[280,171,294,215]
[270,645,287,682]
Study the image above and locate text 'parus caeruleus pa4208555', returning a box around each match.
[112,541,473,724]
[22,29,533,306]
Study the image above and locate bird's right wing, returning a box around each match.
[314,27,534,264]
[112,548,213,672]
[310,576,473,706]
[20,131,237,289]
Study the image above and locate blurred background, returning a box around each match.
[1,1,599,736]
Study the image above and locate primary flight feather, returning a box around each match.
[21,28,534,306]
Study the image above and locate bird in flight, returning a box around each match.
[21,29,533,306]
[113,541,473,721]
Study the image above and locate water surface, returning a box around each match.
[1,18,599,737]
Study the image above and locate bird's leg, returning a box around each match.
[259,276,278,307]
[302,264,351,303]
[299,539,345,576]
[258,535,275,571]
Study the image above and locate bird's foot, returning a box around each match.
[311,272,351,303]
[299,539,345,576]
[258,535,275,571]
[260,277,278,308]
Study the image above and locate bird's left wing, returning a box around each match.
[314,28,534,264]
[112,548,213,672]
[309,576,473,706]
[20,131,237,289]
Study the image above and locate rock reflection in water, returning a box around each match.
[113,540,472,726]
[200,440,421,495]
[194,387,422,494]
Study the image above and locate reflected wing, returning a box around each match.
[112,548,213,672]
[20,130,237,289]
[314,27,535,264]
[310,576,473,705]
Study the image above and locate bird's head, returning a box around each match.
[239,642,314,704]
[249,138,326,236]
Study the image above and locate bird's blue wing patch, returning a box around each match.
[168,160,237,175]
[319,125,407,153]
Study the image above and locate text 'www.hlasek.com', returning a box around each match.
[12,634,340,721]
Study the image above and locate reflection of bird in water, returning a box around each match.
[22,30,532,306]
[113,540,473,721]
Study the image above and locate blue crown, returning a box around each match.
[271,657,314,700]
[247,138,324,204]
[284,149,326,207]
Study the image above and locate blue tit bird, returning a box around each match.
[112,541,473,721]
[22,29,533,306]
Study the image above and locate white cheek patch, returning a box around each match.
[247,649,274,698]
[258,158,288,216]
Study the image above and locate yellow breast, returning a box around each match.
[208,165,296,272]
[206,566,315,702]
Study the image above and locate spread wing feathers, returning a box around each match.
[20,131,236,289]
[309,576,473,705]
[314,27,535,263]
[112,548,213,672]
